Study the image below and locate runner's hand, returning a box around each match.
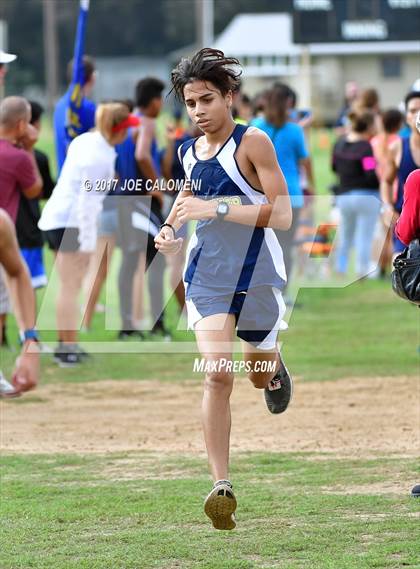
[154,226,183,255]
[176,196,216,223]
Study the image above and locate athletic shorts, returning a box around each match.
[185,286,287,350]
[0,267,11,315]
[44,228,80,252]
[20,247,47,289]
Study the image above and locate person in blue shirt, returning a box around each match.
[54,55,96,174]
[251,83,314,292]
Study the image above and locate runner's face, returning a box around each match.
[183,80,232,133]
[406,97,420,131]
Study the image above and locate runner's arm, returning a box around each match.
[163,184,193,233]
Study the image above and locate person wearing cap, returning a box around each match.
[38,102,139,366]
[0,50,17,89]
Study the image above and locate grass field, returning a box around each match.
[1,123,419,568]
[1,453,419,569]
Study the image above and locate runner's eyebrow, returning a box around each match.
[185,93,214,104]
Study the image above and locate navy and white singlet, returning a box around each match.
[178,124,288,348]
[180,124,287,299]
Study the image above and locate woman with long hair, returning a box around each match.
[39,102,139,366]
[332,109,381,277]
[251,83,314,297]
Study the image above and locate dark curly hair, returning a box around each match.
[170,48,242,101]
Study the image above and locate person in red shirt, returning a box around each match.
[395,112,420,246]
[0,96,42,221]
[395,169,420,246]
[394,113,420,501]
[0,96,42,348]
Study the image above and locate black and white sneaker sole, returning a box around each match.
[204,484,237,530]
[264,360,293,414]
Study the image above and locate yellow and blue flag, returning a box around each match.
[64,0,91,142]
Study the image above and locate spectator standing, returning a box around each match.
[54,55,96,174]
[39,103,137,366]
[16,101,55,291]
[0,96,42,346]
[332,109,380,277]
[251,83,314,296]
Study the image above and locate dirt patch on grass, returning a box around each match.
[1,375,419,458]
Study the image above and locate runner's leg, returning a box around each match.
[195,313,236,482]
[241,341,280,389]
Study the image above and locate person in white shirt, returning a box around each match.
[39,102,139,366]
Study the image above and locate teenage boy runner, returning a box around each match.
[155,49,293,530]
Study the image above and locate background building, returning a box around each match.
[174,11,420,124]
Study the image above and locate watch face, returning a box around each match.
[218,202,229,216]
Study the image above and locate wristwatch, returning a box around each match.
[216,201,229,220]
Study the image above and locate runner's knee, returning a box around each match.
[204,367,234,393]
